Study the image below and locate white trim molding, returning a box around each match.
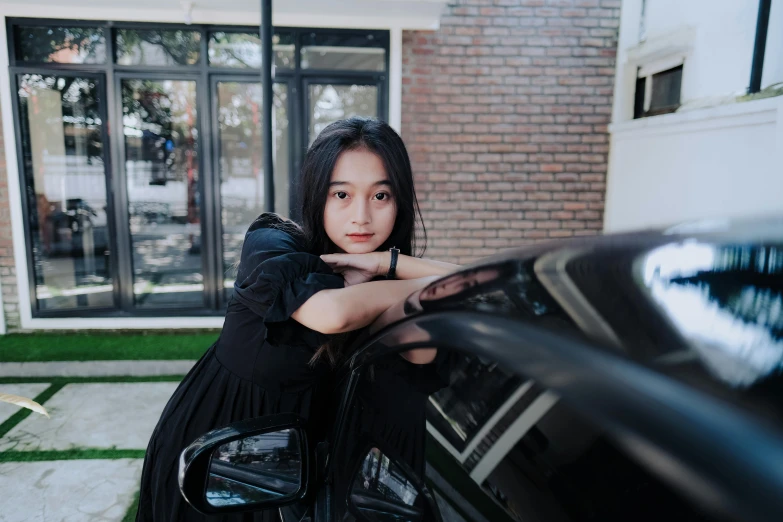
[609,95,782,141]
[389,26,403,133]
[626,26,695,73]
[0,18,32,332]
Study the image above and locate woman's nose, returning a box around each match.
[352,200,371,225]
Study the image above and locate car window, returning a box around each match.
[425,349,725,522]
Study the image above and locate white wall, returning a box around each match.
[604,96,783,232]
[605,0,783,233]
[645,0,778,101]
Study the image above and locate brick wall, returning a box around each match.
[402,0,619,263]
[0,104,20,330]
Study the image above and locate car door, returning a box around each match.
[326,253,783,522]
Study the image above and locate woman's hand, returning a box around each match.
[321,252,384,287]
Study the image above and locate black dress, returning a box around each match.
[135,217,345,521]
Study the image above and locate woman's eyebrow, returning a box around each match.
[328,180,392,187]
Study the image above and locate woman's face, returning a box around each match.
[324,148,397,254]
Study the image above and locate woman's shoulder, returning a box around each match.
[244,213,307,254]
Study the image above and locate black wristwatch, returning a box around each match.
[386,247,400,279]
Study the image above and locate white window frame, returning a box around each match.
[621,26,694,121]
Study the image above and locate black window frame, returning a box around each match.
[7,18,390,318]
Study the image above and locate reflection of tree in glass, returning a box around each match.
[116,29,201,66]
[210,32,261,68]
[18,75,103,163]
[122,79,198,185]
[309,84,377,141]
[218,83,288,237]
[16,26,106,64]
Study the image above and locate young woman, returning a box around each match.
[135,117,457,521]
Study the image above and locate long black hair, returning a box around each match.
[291,117,426,365]
[297,117,426,257]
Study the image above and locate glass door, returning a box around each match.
[119,77,205,309]
[15,72,116,313]
[305,80,381,145]
[212,78,290,301]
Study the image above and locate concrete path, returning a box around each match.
[0,363,186,521]
[0,360,197,378]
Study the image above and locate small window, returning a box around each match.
[14,25,106,64]
[633,65,683,119]
[208,31,294,69]
[115,29,201,66]
[301,32,386,71]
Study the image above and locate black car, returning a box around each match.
[179,217,783,522]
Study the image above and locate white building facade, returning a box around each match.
[604,0,783,232]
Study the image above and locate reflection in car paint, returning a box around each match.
[641,242,783,387]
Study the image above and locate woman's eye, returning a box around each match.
[335,191,348,200]
[374,192,391,201]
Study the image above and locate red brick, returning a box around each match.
[401,0,614,263]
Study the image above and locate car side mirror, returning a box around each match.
[179,413,309,515]
[347,446,441,522]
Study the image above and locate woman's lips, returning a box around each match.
[347,234,374,242]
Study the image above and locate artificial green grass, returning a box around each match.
[123,490,141,522]
[0,332,219,362]
[0,375,186,385]
[0,448,146,462]
[0,382,66,438]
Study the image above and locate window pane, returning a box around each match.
[122,79,203,307]
[209,32,294,69]
[649,65,682,115]
[308,83,378,144]
[217,82,289,299]
[301,32,385,71]
[16,74,113,311]
[14,26,106,64]
[427,353,523,452]
[115,29,201,66]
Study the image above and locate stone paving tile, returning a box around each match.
[0,383,51,424]
[0,382,178,452]
[0,360,196,378]
[0,459,142,521]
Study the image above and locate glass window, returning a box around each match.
[308,83,378,144]
[14,25,106,64]
[16,74,113,311]
[208,32,294,69]
[217,81,289,298]
[427,353,522,452]
[302,32,385,71]
[115,29,201,66]
[649,65,683,115]
[121,79,203,307]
